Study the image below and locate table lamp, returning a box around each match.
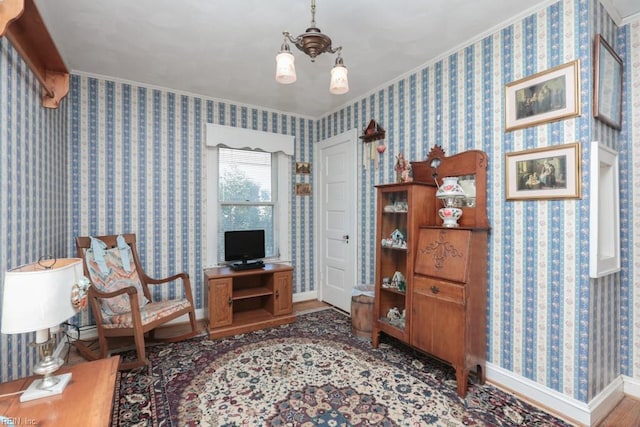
[1,258,84,402]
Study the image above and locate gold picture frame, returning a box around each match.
[295,161,311,174]
[504,60,581,132]
[593,34,623,130]
[505,142,581,200]
[295,183,311,196]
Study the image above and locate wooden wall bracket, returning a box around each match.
[359,119,386,143]
[0,0,69,108]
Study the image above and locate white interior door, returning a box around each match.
[316,129,357,312]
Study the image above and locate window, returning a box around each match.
[205,123,293,267]
[218,147,276,261]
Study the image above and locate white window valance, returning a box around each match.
[206,123,294,155]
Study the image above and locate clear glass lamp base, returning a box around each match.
[20,352,72,402]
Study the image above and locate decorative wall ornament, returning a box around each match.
[360,120,386,167]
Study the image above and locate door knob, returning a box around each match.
[343,234,349,243]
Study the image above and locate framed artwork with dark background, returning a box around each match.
[593,34,623,130]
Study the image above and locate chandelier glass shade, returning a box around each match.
[329,56,349,94]
[276,0,349,94]
[275,43,297,84]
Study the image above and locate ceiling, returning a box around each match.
[35,0,639,118]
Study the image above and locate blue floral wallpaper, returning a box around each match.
[67,77,315,322]
[316,0,634,404]
[0,38,69,380]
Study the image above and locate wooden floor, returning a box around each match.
[63,299,638,426]
[597,396,640,426]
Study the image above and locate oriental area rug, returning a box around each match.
[111,309,572,426]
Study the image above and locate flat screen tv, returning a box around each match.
[224,229,265,269]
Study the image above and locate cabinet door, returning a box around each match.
[209,278,233,328]
[415,228,470,282]
[412,276,465,365]
[273,271,293,316]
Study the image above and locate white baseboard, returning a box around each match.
[623,375,640,398]
[486,363,627,426]
[293,291,317,303]
[587,376,625,426]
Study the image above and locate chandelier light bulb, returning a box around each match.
[276,43,297,84]
[329,57,349,95]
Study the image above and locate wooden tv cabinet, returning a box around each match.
[204,263,295,339]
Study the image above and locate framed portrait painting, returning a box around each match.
[593,34,623,130]
[505,142,581,200]
[505,60,581,131]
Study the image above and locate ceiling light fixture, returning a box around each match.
[276,0,349,95]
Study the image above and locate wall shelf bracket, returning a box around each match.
[0,0,69,108]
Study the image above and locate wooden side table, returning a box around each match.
[0,356,119,427]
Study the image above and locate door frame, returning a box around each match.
[314,128,359,305]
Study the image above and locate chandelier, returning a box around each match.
[275,0,349,95]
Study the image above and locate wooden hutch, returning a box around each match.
[372,146,489,397]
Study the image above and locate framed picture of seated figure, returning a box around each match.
[504,60,581,131]
[505,142,581,200]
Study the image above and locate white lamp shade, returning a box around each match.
[275,51,297,84]
[329,64,349,95]
[1,258,83,335]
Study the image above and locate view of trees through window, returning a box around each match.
[218,148,276,261]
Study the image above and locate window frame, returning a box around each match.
[218,147,278,260]
[206,144,291,267]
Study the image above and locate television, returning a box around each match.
[224,229,266,270]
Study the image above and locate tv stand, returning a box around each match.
[230,260,264,271]
[204,263,295,339]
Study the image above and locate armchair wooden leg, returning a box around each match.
[188,310,197,334]
[133,327,147,368]
[73,340,100,361]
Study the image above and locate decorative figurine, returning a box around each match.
[390,229,406,248]
[387,307,401,321]
[394,153,413,182]
[391,271,406,290]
